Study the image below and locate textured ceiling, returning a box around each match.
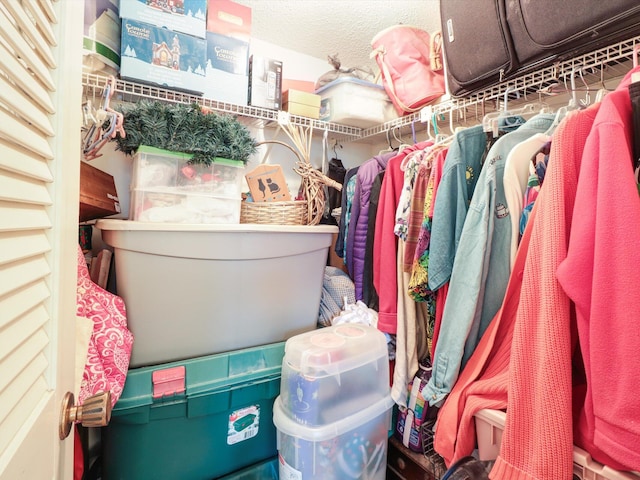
[233,0,442,70]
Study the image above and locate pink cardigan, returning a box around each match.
[557,68,640,471]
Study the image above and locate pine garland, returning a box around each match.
[113,100,257,165]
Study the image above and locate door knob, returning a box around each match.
[59,391,112,439]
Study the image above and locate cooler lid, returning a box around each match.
[113,342,286,413]
[314,76,385,95]
[283,324,388,379]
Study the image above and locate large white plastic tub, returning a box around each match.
[95,219,338,367]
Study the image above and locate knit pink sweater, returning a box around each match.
[557,68,640,471]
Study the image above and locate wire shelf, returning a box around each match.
[356,33,640,142]
[81,73,363,139]
[84,33,640,145]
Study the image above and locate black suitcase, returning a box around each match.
[440,0,640,97]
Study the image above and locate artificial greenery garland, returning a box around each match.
[113,100,257,165]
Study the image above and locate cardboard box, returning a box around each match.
[282,89,321,119]
[207,0,251,42]
[119,0,207,38]
[79,161,120,222]
[248,55,282,110]
[83,0,120,75]
[120,18,207,94]
[203,31,249,104]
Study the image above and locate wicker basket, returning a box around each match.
[240,140,341,225]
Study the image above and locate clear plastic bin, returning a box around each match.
[315,77,398,128]
[129,145,244,224]
[474,409,640,479]
[273,394,394,479]
[279,324,390,426]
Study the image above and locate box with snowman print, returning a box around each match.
[278,324,390,427]
[273,394,394,480]
[129,145,244,223]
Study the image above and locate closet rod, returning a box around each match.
[352,33,640,143]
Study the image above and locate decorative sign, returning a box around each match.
[245,164,291,202]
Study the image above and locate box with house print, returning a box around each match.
[119,0,207,38]
[120,18,206,94]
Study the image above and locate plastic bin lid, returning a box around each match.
[272,394,394,442]
[315,76,386,95]
[112,342,286,412]
[283,324,388,378]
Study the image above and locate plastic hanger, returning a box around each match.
[482,88,545,138]
[548,69,581,131]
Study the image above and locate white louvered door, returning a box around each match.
[0,1,83,479]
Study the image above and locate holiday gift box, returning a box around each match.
[102,342,284,480]
[283,89,321,119]
[279,324,390,427]
[248,55,283,110]
[120,18,207,94]
[207,0,252,43]
[119,0,207,38]
[273,394,394,480]
[129,145,244,224]
[203,31,249,105]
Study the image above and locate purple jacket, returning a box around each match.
[346,151,395,299]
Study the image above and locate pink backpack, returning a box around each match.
[371,25,446,116]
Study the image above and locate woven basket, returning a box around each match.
[240,140,341,225]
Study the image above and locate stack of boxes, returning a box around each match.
[273,324,394,479]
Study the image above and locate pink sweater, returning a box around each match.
[556,68,640,471]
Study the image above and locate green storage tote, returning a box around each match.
[102,342,285,480]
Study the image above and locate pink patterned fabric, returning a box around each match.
[75,245,133,407]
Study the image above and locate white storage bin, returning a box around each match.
[273,395,394,480]
[95,219,338,367]
[130,145,244,224]
[279,324,390,426]
[474,409,640,479]
[315,77,398,128]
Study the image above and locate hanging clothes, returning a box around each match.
[362,170,385,310]
[423,113,554,408]
[334,166,359,264]
[503,132,550,268]
[434,104,599,477]
[346,151,395,299]
[427,124,488,292]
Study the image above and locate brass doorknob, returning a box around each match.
[59,391,112,440]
